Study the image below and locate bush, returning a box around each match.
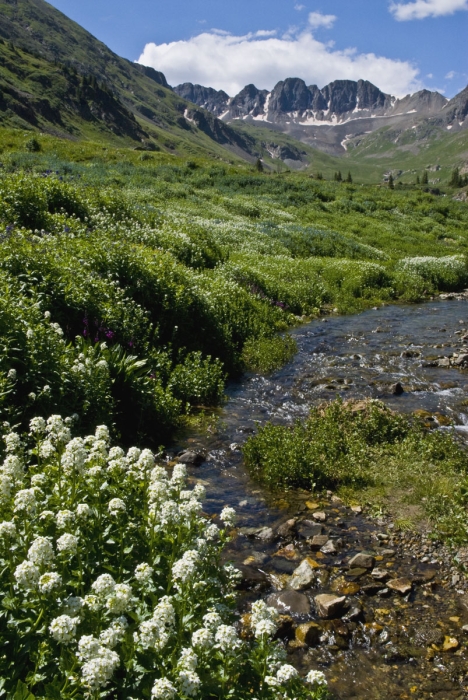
[0,418,328,700]
[242,334,297,373]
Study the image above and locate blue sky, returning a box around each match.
[47,0,467,97]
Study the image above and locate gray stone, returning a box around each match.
[453,353,468,366]
[390,382,404,395]
[256,527,275,541]
[348,553,375,569]
[437,357,451,367]
[289,559,318,590]
[276,518,297,539]
[236,565,269,591]
[314,594,347,619]
[320,540,337,555]
[350,505,362,514]
[310,534,329,550]
[267,590,311,616]
[462,624,468,634]
[312,511,327,522]
[177,450,204,466]
[371,567,390,581]
[387,578,412,595]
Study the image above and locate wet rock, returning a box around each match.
[269,558,297,574]
[320,540,337,555]
[362,583,384,596]
[314,594,347,619]
[351,505,362,514]
[306,501,320,510]
[236,565,269,591]
[177,450,205,466]
[274,615,295,640]
[310,534,329,550]
[442,636,459,651]
[348,567,368,578]
[462,624,468,634]
[381,549,396,557]
[371,567,390,581]
[229,443,240,452]
[343,607,363,622]
[332,578,360,596]
[243,551,269,566]
[438,357,451,367]
[401,349,421,358]
[274,544,299,560]
[276,519,297,539]
[298,523,323,540]
[256,527,275,541]
[267,590,311,616]
[390,382,404,395]
[312,511,327,522]
[453,353,468,366]
[331,495,343,504]
[289,558,319,590]
[295,621,321,647]
[387,578,412,595]
[348,553,375,569]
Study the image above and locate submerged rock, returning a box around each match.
[267,590,311,615]
[295,621,322,646]
[177,450,205,466]
[387,578,412,595]
[289,558,319,590]
[348,553,375,569]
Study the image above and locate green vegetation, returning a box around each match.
[1,134,468,444]
[0,417,329,699]
[243,400,468,545]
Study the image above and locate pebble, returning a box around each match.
[348,553,375,569]
[312,511,327,522]
[314,594,347,619]
[387,578,412,595]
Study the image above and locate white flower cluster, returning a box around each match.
[306,669,327,687]
[214,624,241,654]
[151,678,177,699]
[171,550,199,589]
[177,648,200,697]
[220,506,236,528]
[250,599,279,639]
[134,562,153,586]
[56,533,79,556]
[78,634,120,691]
[28,537,55,567]
[49,615,77,644]
[135,596,175,651]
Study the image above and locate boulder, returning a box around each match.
[348,553,375,569]
[295,622,322,646]
[177,450,204,466]
[453,353,468,367]
[314,594,347,619]
[289,558,318,590]
[267,590,311,616]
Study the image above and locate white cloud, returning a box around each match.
[308,11,337,28]
[390,0,468,20]
[138,28,422,97]
[445,70,456,79]
[294,3,305,10]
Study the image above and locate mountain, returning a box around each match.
[174,77,468,156]
[0,0,266,162]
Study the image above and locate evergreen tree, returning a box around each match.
[449,168,460,188]
[388,174,394,189]
[416,175,420,185]
[421,170,428,185]
[346,171,352,183]
[316,172,323,180]
[255,158,263,173]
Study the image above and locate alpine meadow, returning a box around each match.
[1,0,468,699]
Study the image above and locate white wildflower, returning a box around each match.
[28,537,55,567]
[56,509,74,529]
[29,417,46,434]
[151,678,177,699]
[305,669,327,686]
[276,665,298,683]
[49,615,77,644]
[134,563,153,585]
[76,503,91,518]
[126,447,141,463]
[106,583,133,614]
[109,446,125,460]
[2,455,24,480]
[39,440,55,459]
[251,600,279,639]
[137,449,154,472]
[92,573,116,597]
[7,368,16,380]
[78,635,101,660]
[56,533,79,555]
[31,473,46,487]
[4,432,21,454]
[0,475,12,503]
[39,510,55,521]
[202,611,222,631]
[61,438,87,474]
[171,550,199,586]
[108,498,126,515]
[95,425,110,443]
[191,628,212,650]
[39,572,62,594]
[215,624,241,653]
[81,647,119,690]
[179,647,198,672]
[178,670,200,697]
[99,617,127,648]
[265,676,280,687]
[63,596,84,616]
[0,521,16,538]
[171,463,186,486]
[83,595,101,612]
[220,506,236,528]
[14,561,40,590]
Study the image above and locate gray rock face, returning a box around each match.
[173,83,229,117]
[229,84,268,118]
[348,553,375,569]
[267,590,311,615]
[315,594,347,619]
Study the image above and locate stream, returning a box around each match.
[170,297,468,699]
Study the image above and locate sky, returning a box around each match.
[46,0,468,98]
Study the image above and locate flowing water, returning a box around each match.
[171,299,468,699]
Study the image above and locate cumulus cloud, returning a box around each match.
[138,28,422,97]
[307,11,337,28]
[445,70,456,79]
[390,0,468,20]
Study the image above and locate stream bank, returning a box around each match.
[169,297,468,699]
